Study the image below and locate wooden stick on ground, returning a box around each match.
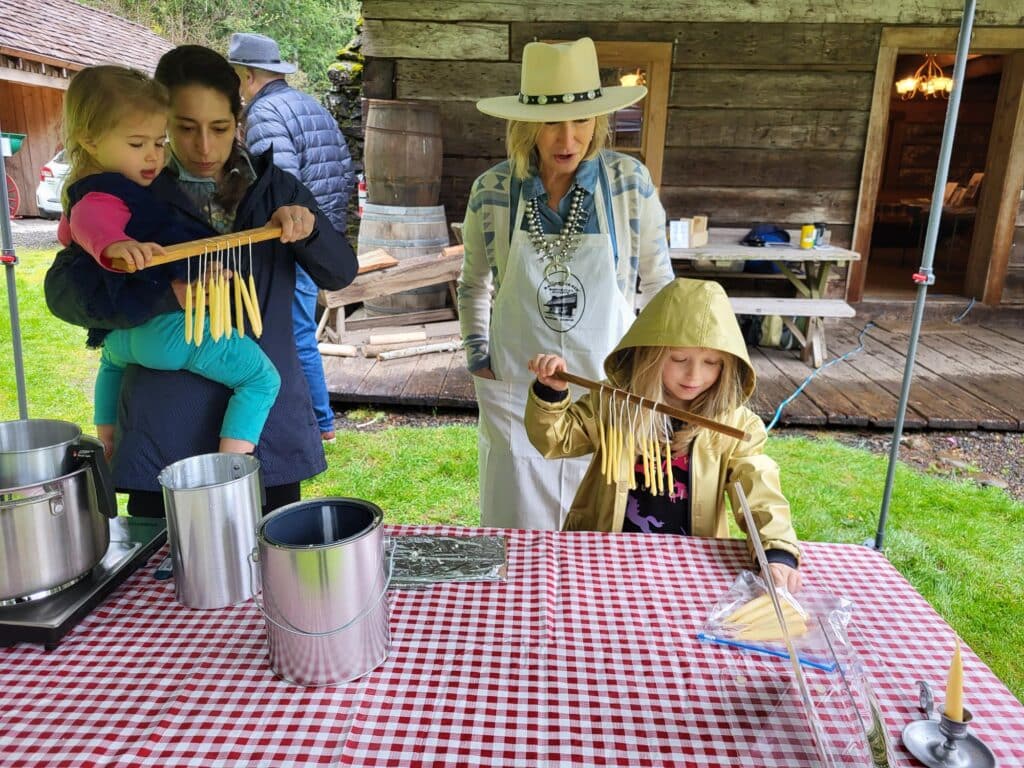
[368,330,427,346]
[553,370,751,442]
[377,340,462,361]
[317,343,359,357]
[362,334,460,358]
[109,225,284,273]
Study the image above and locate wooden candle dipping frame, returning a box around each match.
[124,229,269,346]
[108,225,283,273]
[552,370,751,443]
[549,370,751,494]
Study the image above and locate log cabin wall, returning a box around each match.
[0,74,66,218]
[1006,199,1024,301]
[360,1,1024,299]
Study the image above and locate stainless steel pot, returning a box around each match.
[0,419,116,515]
[0,419,118,605]
[0,466,110,605]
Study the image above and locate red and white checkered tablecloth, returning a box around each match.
[1,527,1021,767]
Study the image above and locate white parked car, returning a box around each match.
[35,150,68,219]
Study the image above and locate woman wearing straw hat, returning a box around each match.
[459,37,674,529]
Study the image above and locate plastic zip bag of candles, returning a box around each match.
[698,570,853,672]
[703,482,896,767]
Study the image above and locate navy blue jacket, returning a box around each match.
[61,172,209,347]
[245,79,354,233]
[44,151,358,490]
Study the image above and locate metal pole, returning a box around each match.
[872,0,976,550]
[0,129,29,419]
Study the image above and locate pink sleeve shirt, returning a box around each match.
[57,191,133,271]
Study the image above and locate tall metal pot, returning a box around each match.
[158,453,264,610]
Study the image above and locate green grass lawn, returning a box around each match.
[3,247,1022,702]
[1,248,99,427]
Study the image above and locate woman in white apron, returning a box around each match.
[459,37,675,529]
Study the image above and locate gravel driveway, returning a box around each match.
[9,218,59,250]
[792,427,1023,501]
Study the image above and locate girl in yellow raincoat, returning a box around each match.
[525,278,801,591]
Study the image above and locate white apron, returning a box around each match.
[475,184,634,529]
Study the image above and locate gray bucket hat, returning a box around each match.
[227,32,297,74]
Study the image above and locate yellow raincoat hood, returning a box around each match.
[603,278,756,400]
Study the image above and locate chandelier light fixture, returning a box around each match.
[895,54,954,99]
[618,68,646,87]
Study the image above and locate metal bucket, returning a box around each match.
[158,453,263,610]
[253,498,390,687]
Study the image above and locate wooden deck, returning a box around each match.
[323,304,1024,431]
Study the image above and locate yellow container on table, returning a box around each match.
[799,224,816,249]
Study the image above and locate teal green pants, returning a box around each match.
[95,311,280,445]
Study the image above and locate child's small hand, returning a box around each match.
[528,353,569,391]
[104,240,166,271]
[96,424,115,461]
[769,562,802,593]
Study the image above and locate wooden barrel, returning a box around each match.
[358,203,451,315]
[363,99,443,207]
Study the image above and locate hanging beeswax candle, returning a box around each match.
[234,269,245,337]
[221,272,232,340]
[194,281,206,345]
[210,272,222,341]
[247,273,263,337]
[184,278,193,345]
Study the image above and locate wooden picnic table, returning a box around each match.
[670,227,861,367]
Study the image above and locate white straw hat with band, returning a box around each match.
[476,37,647,121]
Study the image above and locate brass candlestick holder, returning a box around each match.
[902,681,997,768]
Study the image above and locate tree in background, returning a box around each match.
[82,0,360,95]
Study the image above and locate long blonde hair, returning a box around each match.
[620,346,746,451]
[506,114,610,179]
[61,65,169,210]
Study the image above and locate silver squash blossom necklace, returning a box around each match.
[527,186,589,281]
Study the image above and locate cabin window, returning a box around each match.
[590,41,672,188]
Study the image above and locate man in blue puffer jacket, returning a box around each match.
[229,31,355,443]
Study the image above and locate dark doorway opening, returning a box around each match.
[864,54,1002,298]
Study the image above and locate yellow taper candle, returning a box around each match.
[945,637,964,722]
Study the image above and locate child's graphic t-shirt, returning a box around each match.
[623,452,692,535]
